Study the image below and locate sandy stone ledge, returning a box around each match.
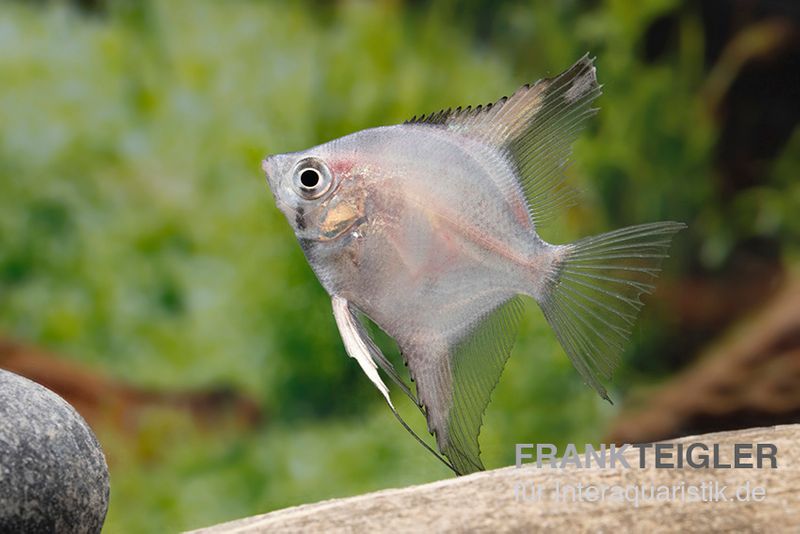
[188,424,799,533]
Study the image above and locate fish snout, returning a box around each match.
[260,156,285,209]
[261,156,276,183]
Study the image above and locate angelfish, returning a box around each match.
[262,56,685,475]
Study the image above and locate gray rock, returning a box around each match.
[0,369,109,534]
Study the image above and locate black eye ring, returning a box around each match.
[292,157,333,199]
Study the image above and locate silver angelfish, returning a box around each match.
[262,56,685,475]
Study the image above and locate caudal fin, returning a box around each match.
[538,221,686,400]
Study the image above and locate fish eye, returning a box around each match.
[300,169,320,188]
[292,157,333,199]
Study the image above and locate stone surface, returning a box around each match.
[190,424,800,533]
[0,369,109,534]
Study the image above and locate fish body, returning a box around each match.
[268,124,554,329]
[263,56,685,475]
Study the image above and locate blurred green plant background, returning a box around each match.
[1,0,798,532]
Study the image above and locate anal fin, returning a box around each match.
[402,296,524,475]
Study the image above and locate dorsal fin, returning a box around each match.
[406,55,602,224]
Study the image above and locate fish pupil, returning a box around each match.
[300,169,320,188]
